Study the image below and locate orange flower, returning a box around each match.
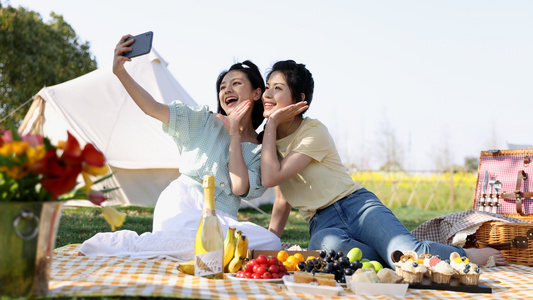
[1,126,124,231]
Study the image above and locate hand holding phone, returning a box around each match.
[123,31,153,58]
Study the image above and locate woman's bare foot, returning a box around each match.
[464,247,509,266]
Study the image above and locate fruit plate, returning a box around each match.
[283,275,344,296]
[226,273,284,283]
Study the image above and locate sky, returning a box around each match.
[8,0,533,171]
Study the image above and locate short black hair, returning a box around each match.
[266,60,314,111]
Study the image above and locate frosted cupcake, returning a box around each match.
[394,251,418,278]
[430,260,454,284]
[420,254,434,277]
[399,260,427,283]
[450,252,469,278]
[456,263,481,286]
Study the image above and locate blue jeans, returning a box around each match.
[308,188,466,268]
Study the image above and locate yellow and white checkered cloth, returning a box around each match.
[49,244,533,299]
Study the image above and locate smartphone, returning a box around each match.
[122,31,153,58]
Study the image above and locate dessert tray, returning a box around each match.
[408,276,492,293]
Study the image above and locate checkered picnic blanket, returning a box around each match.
[411,209,531,246]
[49,244,533,299]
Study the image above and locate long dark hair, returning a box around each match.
[216,60,265,130]
[265,60,314,110]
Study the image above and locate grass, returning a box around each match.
[56,203,460,249]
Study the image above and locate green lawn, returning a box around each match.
[56,204,461,249]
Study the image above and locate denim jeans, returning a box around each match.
[308,188,466,268]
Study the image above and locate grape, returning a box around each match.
[344,267,354,276]
[339,257,350,267]
[299,248,359,284]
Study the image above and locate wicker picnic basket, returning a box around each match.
[467,149,533,266]
[472,221,533,266]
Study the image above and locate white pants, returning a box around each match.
[79,176,281,262]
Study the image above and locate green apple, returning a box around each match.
[361,261,375,270]
[370,261,383,272]
[346,247,363,262]
[361,258,370,262]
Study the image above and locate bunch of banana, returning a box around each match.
[223,227,237,270]
[177,259,195,275]
[227,230,248,273]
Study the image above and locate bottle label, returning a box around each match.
[194,250,223,277]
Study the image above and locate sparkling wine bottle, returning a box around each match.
[194,175,224,279]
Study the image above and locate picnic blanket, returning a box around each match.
[411,209,531,247]
[49,244,533,299]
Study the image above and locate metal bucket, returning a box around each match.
[0,201,63,297]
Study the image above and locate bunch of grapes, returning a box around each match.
[297,249,363,284]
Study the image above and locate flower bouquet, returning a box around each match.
[0,125,128,296]
[0,126,125,229]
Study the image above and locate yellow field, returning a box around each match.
[351,171,478,211]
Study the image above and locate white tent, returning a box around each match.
[19,49,274,211]
[19,49,192,206]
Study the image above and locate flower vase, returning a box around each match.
[0,201,63,297]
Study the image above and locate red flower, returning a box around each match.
[88,190,107,206]
[60,132,83,164]
[39,149,82,199]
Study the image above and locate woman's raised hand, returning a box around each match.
[216,100,252,136]
[268,101,308,127]
[113,35,134,75]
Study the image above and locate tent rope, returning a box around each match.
[241,199,268,215]
[0,96,35,124]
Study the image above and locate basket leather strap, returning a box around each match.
[500,170,533,215]
[475,236,529,250]
[466,229,533,250]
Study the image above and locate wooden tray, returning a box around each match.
[408,276,492,293]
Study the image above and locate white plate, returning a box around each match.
[227,273,284,283]
[283,275,344,296]
[347,280,408,296]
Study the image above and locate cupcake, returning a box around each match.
[394,252,418,278]
[399,260,427,283]
[456,263,481,286]
[430,260,454,284]
[420,254,434,277]
[450,252,470,278]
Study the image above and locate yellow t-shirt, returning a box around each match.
[276,118,363,222]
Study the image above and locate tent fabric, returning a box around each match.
[19,49,195,206]
[21,49,196,169]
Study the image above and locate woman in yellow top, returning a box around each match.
[260,60,508,268]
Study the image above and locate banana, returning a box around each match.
[228,254,244,273]
[227,230,248,273]
[177,259,195,275]
[234,231,248,259]
[223,227,237,270]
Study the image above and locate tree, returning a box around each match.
[0,4,97,124]
[376,113,404,172]
[464,156,479,173]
